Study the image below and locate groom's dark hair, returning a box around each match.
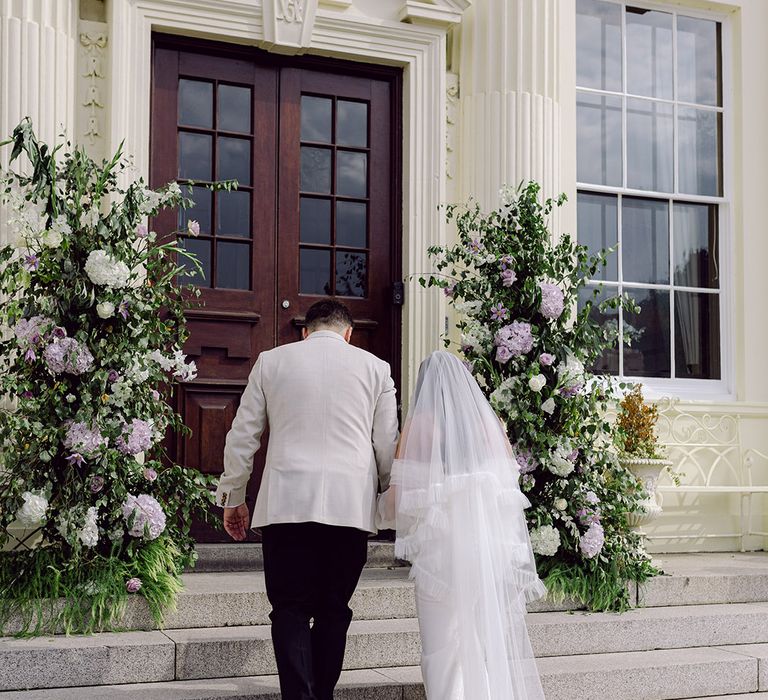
[305,300,353,332]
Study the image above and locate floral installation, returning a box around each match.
[0,120,231,635]
[421,181,656,611]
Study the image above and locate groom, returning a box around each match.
[216,300,399,700]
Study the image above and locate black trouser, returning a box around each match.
[261,522,369,700]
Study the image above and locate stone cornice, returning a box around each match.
[398,0,470,27]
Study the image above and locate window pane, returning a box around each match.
[576,0,622,91]
[336,251,367,298]
[300,248,331,295]
[301,147,332,193]
[217,241,250,290]
[337,100,368,147]
[301,96,332,143]
[217,137,251,186]
[178,132,212,181]
[677,16,721,107]
[578,284,619,374]
[216,190,251,239]
[678,107,721,196]
[622,197,669,284]
[577,92,622,186]
[674,291,720,379]
[624,288,671,377]
[178,79,213,128]
[626,97,673,192]
[626,7,673,99]
[300,197,331,245]
[673,203,718,289]
[337,151,367,197]
[178,185,212,236]
[336,201,367,248]
[178,237,211,287]
[218,85,252,133]
[577,192,618,281]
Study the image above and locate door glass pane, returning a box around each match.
[301,96,332,143]
[578,284,619,374]
[216,190,251,238]
[624,288,671,377]
[337,101,368,147]
[218,85,252,133]
[300,197,331,245]
[622,197,669,284]
[300,248,331,295]
[178,79,213,128]
[301,147,332,193]
[678,107,721,196]
[217,241,250,290]
[626,7,673,99]
[336,201,367,248]
[674,203,718,289]
[576,0,622,91]
[577,91,622,186]
[577,192,618,281]
[178,237,211,287]
[336,151,367,197]
[336,251,367,298]
[178,132,212,181]
[677,16,721,107]
[626,97,673,192]
[217,136,251,186]
[674,291,720,379]
[178,186,212,236]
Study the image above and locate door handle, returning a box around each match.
[281,300,290,309]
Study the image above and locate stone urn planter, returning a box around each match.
[621,457,672,530]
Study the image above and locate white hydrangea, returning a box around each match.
[16,491,48,528]
[530,524,561,556]
[461,321,493,354]
[549,443,575,477]
[490,377,517,413]
[78,507,99,548]
[85,250,131,289]
[454,300,483,317]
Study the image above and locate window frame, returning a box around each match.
[575,0,734,401]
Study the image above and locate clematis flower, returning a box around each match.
[490,303,509,322]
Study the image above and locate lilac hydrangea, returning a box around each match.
[13,316,53,348]
[494,321,534,363]
[514,445,538,474]
[43,337,94,375]
[539,282,565,320]
[122,493,166,540]
[579,521,605,558]
[64,422,107,458]
[116,419,154,456]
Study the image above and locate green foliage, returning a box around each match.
[421,181,658,611]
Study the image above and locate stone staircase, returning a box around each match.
[2,548,768,699]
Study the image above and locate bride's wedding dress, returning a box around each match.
[379,351,546,699]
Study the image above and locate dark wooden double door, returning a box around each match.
[151,36,402,541]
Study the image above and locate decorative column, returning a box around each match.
[0,0,78,245]
[456,0,576,235]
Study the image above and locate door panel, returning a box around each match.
[151,36,401,542]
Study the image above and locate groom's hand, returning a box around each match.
[223,503,250,541]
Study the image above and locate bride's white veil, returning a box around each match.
[389,351,545,699]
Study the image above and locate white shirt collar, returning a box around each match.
[306,329,347,342]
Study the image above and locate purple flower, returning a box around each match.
[126,577,142,593]
[64,422,107,458]
[14,316,52,347]
[122,493,166,540]
[577,507,601,526]
[468,238,483,254]
[490,303,509,322]
[52,326,67,339]
[151,390,161,401]
[568,448,580,462]
[23,254,39,271]
[136,224,148,239]
[500,269,517,287]
[43,338,94,375]
[108,370,120,383]
[90,475,105,493]
[514,446,538,474]
[579,521,605,558]
[443,283,456,298]
[118,300,130,320]
[24,347,36,362]
[66,453,86,467]
[539,282,565,320]
[495,344,513,364]
[143,468,158,482]
[560,385,581,398]
[117,419,154,456]
[21,390,34,399]
[187,219,200,237]
[539,353,555,366]
[585,491,600,505]
[494,321,534,358]
[500,255,514,271]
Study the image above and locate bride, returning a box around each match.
[379,351,546,699]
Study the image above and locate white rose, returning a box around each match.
[43,229,63,248]
[554,498,568,511]
[96,302,115,319]
[528,374,546,393]
[135,451,145,466]
[16,491,48,528]
[78,507,99,548]
[541,398,556,415]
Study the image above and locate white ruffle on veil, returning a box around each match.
[379,351,546,699]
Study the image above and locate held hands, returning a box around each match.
[223,503,250,541]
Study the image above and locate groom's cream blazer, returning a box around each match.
[215,330,399,533]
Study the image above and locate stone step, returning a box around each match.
[5,604,768,691]
[3,646,766,699]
